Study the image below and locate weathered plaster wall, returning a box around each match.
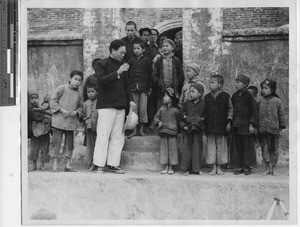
[183,8,223,85]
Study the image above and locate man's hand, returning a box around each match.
[183,126,189,131]
[117,63,129,75]
[158,122,163,128]
[226,122,231,133]
[129,101,136,110]
[249,123,255,134]
[147,88,152,96]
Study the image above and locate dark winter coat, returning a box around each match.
[94,56,134,109]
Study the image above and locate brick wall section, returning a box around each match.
[27,9,84,36]
[223,7,289,29]
[124,8,182,29]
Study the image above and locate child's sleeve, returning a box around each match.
[50,85,64,113]
[152,60,159,84]
[75,93,84,119]
[153,108,162,126]
[248,94,258,126]
[227,95,234,121]
[147,58,153,89]
[94,59,119,86]
[178,102,187,129]
[278,99,287,129]
[28,108,44,122]
[176,59,184,89]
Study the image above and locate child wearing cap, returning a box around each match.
[153,88,180,174]
[258,79,286,176]
[28,90,51,171]
[179,83,206,175]
[204,75,233,175]
[230,74,257,175]
[152,38,184,111]
[179,62,206,107]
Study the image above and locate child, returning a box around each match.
[128,40,152,137]
[258,79,286,176]
[83,58,101,102]
[28,90,51,171]
[179,62,206,107]
[152,38,184,111]
[179,83,206,175]
[153,88,180,174]
[83,84,98,171]
[121,21,143,62]
[173,30,183,63]
[50,70,83,172]
[139,27,156,60]
[204,75,233,175]
[230,74,257,175]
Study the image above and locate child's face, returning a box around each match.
[150,30,158,43]
[141,31,150,43]
[161,42,174,55]
[174,34,182,45]
[209,78,222,92]
[163,93,172,105]
[69,75,83,89]
[125,25,136,39]
[189,87,202,100]
[186,67,198,80]
[248,89,257,97]
[133,44,144,57]
[87,87,97,100]
[235,80,247,91]
[30,95,39,106]
[261,84,272,97]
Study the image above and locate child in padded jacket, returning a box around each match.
[258,79,286,176]
[179,83,206,176]
[153,88,180,175]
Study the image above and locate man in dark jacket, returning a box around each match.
[93,39,136,174]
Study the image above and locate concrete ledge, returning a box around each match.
[26,171,289,221]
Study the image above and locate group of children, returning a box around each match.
[28,20,286,176]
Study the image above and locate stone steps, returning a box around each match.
[26,170,289,222]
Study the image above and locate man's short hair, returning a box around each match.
[125,21,137,30]
[211,74,224,85]
[139,27,151,36]
[109,39,126,53]
[92,58,101,70]
[151,28,159,37]
[133,40,145,49]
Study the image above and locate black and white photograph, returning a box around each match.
[0,0,298,226]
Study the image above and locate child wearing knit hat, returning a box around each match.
[152,38,184,112]
[230,74,257,175]
[153,88,180,174]
[179,83,206,175]
[179,62,206,107]
[28,90,51,171]
[258,79,286,176]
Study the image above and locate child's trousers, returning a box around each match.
[159,135,178,165]
[29,134,50,163]
[181,131,203,172]
[259,133,279,165]
[230,134,256,168]
[50,128,74,158]
[85,129,97,164]
[206,133,228,165]
[132,92,148,124]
